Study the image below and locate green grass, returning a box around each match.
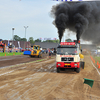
[0,52,23,57]
[36,59,45,62]
[94,56,100,63]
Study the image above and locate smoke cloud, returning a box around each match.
[51,1,100,44]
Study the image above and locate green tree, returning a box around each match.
[53,39,59,43]
[35,39,41,42]
[65,38,72,42]
[14,35,21,41]
[43,40,53,43]
[20,38,27,41]
[43,39,59,43]
[28,37,35,44]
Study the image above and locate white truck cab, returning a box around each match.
[56,42,84,73]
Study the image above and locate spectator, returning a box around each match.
[46,49,48,54]
[48,49,52,58]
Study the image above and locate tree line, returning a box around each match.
[14,35,59,44]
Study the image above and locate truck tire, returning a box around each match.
[82,62,85,69]
[57,68,60,73]
[81,62,85,69]
[76,67,80,73]
[38,55,40,58]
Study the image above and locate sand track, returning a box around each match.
[0,55,100,100]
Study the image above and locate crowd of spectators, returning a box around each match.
[41,48,56,55]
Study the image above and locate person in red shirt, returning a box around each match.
[48,49,51,58]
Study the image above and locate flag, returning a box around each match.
[83,78,94,88]
[18,41,20,49]
[44,38,51,40]
[39,38,42,40]
[8,40,10,46]
[53,38,57,40]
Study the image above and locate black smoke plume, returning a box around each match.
[51,1,100,44]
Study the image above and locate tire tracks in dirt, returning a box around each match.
[3,58,56,100]
[40,75,75,100]
[4,61,76,100]
[1,55,100,100]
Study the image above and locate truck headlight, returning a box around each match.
[58,64,61,66]
[74,64,77,66]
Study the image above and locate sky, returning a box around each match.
[0,0,93,44]
[0,0,78,41]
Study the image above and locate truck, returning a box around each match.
[56,41,85,73]
[30,45,42,58]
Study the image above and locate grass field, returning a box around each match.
[94,56,100,63]
[0,52,23,57]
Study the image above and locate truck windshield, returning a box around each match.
[57,48,78,55]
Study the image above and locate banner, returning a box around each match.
[39,38,57,41]
[18,41,20,49]
[39,38,42,40]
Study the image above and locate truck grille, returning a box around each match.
[61,57,74,61]
[64,65,71,67]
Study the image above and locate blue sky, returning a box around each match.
[0,0,77,41]
[0,0,56,40]
[0,0,94,44]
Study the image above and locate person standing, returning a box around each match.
[48,49,51,58]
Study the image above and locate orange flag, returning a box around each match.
[93,60,95,63]
[98,64,100,68]
[97,61,99,66]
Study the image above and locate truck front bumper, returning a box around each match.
[56,62,80,68]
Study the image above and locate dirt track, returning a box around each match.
[0,55,100,100]
[0,54,49,68]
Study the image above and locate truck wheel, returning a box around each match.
[82,62,85,69]
[76,67,80,73]
[81,62,85,69]
[38,55,40,58]
[57,68,60,73]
